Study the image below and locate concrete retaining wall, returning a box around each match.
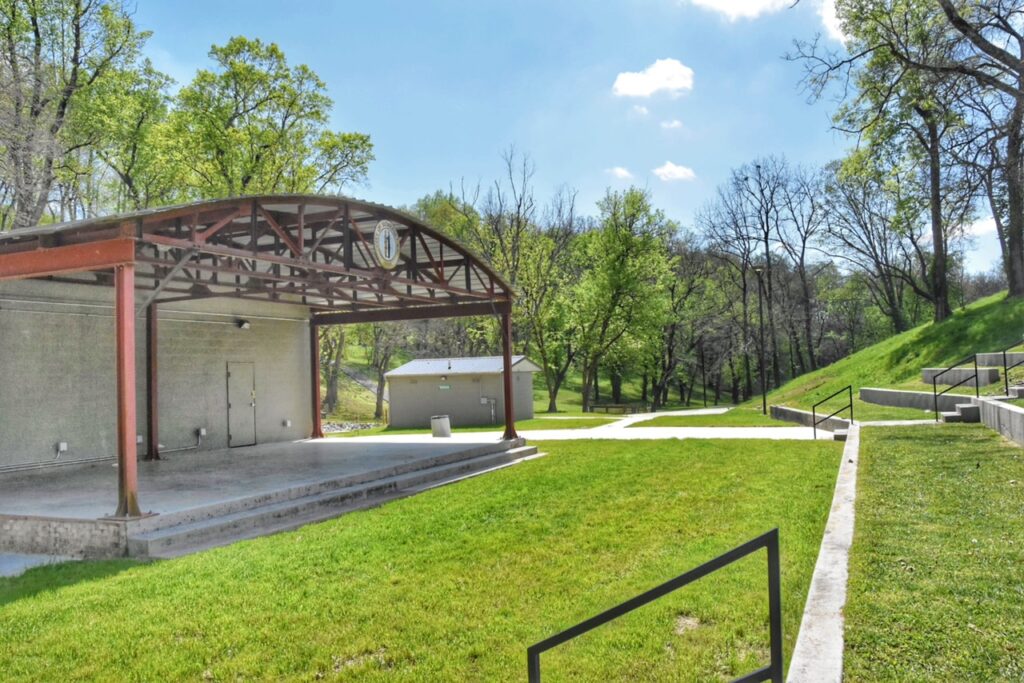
[0,515,127,558]
[0,279,313,469]
[921,366,1000,387]
[771,405,849,432]
[860,387,968,413]
[975,397,1024,447]
[976,351,1024,367]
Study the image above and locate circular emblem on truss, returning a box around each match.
[373,220,401,270]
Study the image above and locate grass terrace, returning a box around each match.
[844,424,1024,681]
[0,439,841,681]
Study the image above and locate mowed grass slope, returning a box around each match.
[0,439,840,681]
[845,425,1024,681]
[768,293,1024,413]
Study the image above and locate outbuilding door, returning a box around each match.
[227,362,257,447]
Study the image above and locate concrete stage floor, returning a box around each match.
[0,435,510,520]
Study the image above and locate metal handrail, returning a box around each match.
[1000,339,1024,396]
[811,385,853,439]
[526,529,783,683]
[932,354,978,421]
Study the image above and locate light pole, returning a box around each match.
[754,266,768,416]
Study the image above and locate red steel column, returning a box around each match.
[501,310,518,440]
[145,304,160,460]
[115,264,142,517]
[310,323,325,438]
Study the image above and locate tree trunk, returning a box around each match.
[611,370,623,404]
[926,116,952,321]
[641,373,648,403]
[1005,106,1024,297]
[374,368,386,420]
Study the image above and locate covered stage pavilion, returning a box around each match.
[0,195,525,557]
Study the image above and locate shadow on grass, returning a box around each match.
[0,558,142,608]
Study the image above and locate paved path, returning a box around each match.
[348,407,825,443]
[788,424,861,682]
[0,553,72,578]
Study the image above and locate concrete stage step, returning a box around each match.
[128,444,539,559]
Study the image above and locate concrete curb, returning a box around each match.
[787,423,860,682]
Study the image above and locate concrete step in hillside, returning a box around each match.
[832,429,848,442]
[128,445,539,559]
[940,403,981,424]
[1009,386,1024,400]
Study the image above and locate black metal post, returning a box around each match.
[766,529,784,683]
[1005,349,1010,397]
[974,355,980,398]
[848,385,854,424]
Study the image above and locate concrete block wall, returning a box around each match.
[0,515,127,558]
[860,387,968,413]
[0,279,312,469]
[975,396,1024,447]
[921,366,1000,387]
[770,405,849,432]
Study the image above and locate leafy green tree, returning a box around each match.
[71,59,177,210]
[172,36,373,198]
[570,188,672,412]
[0,0,143,228]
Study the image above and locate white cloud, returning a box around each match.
[688,0,789,21]
[685,0,846,41]
[613,58,694,98]
[606,167,634,180]
[818,0,846,42]
[660,119,684,129]
[652,161,697,182]
[967,216,998,237]
[632,105,650,116]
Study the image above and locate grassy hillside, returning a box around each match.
[767,292,1024,415]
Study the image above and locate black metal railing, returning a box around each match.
[526,529,783,683]
[932,354,979,421]
[1001,341,1024,396]
[811,385,853,439]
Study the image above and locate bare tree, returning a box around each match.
[0,0,140,229]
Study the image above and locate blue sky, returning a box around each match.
[134,0,998,272]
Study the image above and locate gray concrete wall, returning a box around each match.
[0,514,127,558]
[921,366,999,387]
[387,371,535,429]
[770,405,849,432]
[975,396,1024,447]
[0,279,312,469]
[860,387,967,413]
[977,351,1024,367]
[860,387,970,413]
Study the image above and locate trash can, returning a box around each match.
[431,415,452,437]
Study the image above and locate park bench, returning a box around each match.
[589,403,648,414]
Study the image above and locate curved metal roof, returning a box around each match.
[0,195,513,321]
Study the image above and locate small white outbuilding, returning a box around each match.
[385,356,541,429]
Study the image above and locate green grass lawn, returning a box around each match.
[844,425,1024,681]
[630,407,781,428]
[0,439,841,681]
